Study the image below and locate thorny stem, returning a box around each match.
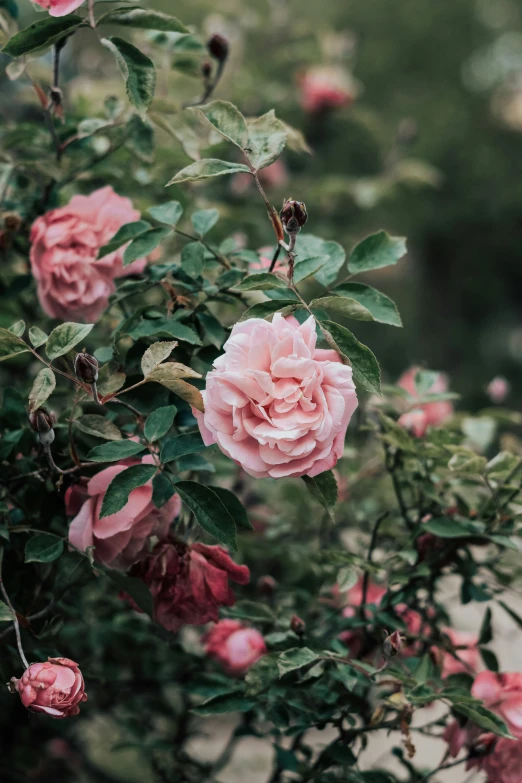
[0,549,29,669]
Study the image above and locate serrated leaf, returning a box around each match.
[333,283,402,327]
[46,323,94,361]
[100,464,157,518]
[167,159,251,185]
[278,648,320,677]
[8,320,25,337]
[310,295,374,321]
[208,486,252,530]
[452,702,514,739]
[160,431,206,463]
[176,481,237,550]
[100,566,153,617]
[87,440,146,462]
[102,36,156,117]
[195,100,249,148]
[74,415,122,441]
[123,227,170,266]
[293,256,326,284]
[98,8,188,33]
[146,361,201,385]
[422,517,483,538]
[25,534,63,564]
[0,327,29,362]
[28,326,48,348]
[147,201,183,227]
[246,110,287,170]
[2,15,84,57]
[321,320,381,395]
[349,231,407,274]
[152,472,176,508]
[144,405,176,442]
[191,208,219,236]
[98,220,151,259]
[194,692,254,715]
[234,273,288,292]
[28,368,55,411]
[129,318,201,345]
[141,340,178,377]
[302,471,338,521]
[181,242,205,278]
[238,299,298,322]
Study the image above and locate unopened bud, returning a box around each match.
[383,629,404,658]
[257,575,277,597]
[207,34,229,62]
[280,199,307,236]
[29,407,55,448]
[290,615,305,636]
[3,212,22,232]
[202,60,212,79]
[74,351,98,384]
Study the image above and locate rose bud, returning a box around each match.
[203,620,266,676]
[280,199,308,236]
[290,615,306,636]
[383,629,404,658]
[207,33,229,62]
[74,351,99,384]
[29,407,55,447]
[3,212,22,232]
[10,657,87,718]
[257,575,277,597]
[202,60,213,79]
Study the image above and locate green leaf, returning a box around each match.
[0,327,29,362]
[146,361,201,385]
[74,415,122,441]
[129,318,201,345]
[245,653,280,696]
[8,320,25,337]
[316,241,346,287]
[152,472,176,508]
[452,702,514,739]
[25,534,63,564]
[124,115,155,163]
[302,471,338,521]
[196,312,226,349]
[413,654,435,684]
[102,37,156,117]
[141,340,178,377]
[498,601,522,631]
[100,566,153,617]
[234,273,288,292]
[310,295,375,322]
[2,15,84,57]
[478,607,493,645]
[321,320,381,395]
[277,648,320,677]
[226,601,275,623]
[246,110,287,170]
[147,201,183,227]
[333,283,402,327]
[98,8,188,33]
[123,227,171,266]
[480,647,499,672]
[160,432,206,463]
[28,368,55,411]
[98,220,151,259]
[46,322,94,361]
[191,208,219,236]
[154,377,204,413]
[100,464,157,519]
[28,326,48,348]
[337,566,358,592]
[166,159,251,185]
[194,692,254,715]
[349,231,407,274]
[422,517,483,538]
[0,600,13,622]
[144,405,177,442]
[293,256,326,284]
[208,486,252,531]
[181,242,205,278]
[176,481,237,550]
[195,100,249,148]
[87,440,146,462]
[238,299,298,322]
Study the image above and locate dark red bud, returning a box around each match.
[74,351,99,384]
[280,199,308,236]
[3,212,22,232]
[201,60,212,79]
[290,615,305,636]
[383,629,404,658]
[257,575,277,597]
[29,407,55,447]
[207,34,229,62]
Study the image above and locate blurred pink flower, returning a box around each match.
[30,186,147,322]
[397,366,453,436]
[299,66,356,114]
[475,737,522,783]
[249,245,278,273]
[397,409,429,438]
[11,658,87,718]
[33,0,85,16]
[487,376,510,404]
[203,619,266,675]
[472,671,522,738]
[231,159,288,195]
[435,628,480,678]
[67,455,181,570]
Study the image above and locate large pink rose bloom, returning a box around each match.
[203,619,266,676]
[397,366,453,437]
[11,657,87,718]
[194,314,358,479]
[30,186,147,322]
[67,455,181,570]
[33,0,85,16]
[129,540,250,633]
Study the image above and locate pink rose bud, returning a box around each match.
[280,199,308,236]
[74,351,99,385]
[383,629,404,657]
[398,410,428,438]
[10,657,87,718]
[257,575,277,597]
[397,366,454,431]
[203,619,266,676]
[207,34,229,62]
[487,376,510,404]
[290,615,306,636]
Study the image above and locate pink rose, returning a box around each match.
[487,376,510,404]
[11,657,87,718]
[194,314,358,479]
[128,540,250,633]
[443,720,471,758]
[397,366,453,435]
[203,619,266,675]
[30,186,147,323]
[32,0,85,16]
[67,455,181,570]
[249,246,279,273]
[436,628,479,679]
[299,67,356,114]
[472,671,522,738]
[475,737,522,783]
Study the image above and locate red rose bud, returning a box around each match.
[290,615,305,636]
[3,212,22,232]
[280,199,308,236]
[74,351,99,384]
[202,60,213,79]
[207,34,229,62]
[257,575,277,597]
[383,629,404,658]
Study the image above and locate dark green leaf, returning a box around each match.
[129,318,201,345]
[208,486,253,530]
[278,648,320,677]
[98,220,151,258]
[302,471,338,521]
[2,15,84,57]
[246,110,287,170]
[478,607,493,645]
[100,464,157,518]
[74,415,122,441]
[226,601,275,622]
[123,227,171,266]
[181,242,205,278]
[87,440,146,462]
[124,115,155,162]
[46,322,94,361]
[452,702,514,739]
[102,37,156,117]
[423,517,483,538]
[293,256,325,284]
[238,299,298,322]
[176,481,237,550]
[321,320,381,395]
[195,100,249,148]
[333,283,402,327]
[234,273,288,291]
[194,692,254,715]
[348,231,407,274]
[144,405,177,442]
[160,432,206,463]
[147,201,183,227]
[498,601,522,631]
[310,295,375,322]
[100,566,153,617]
[98,8,188,33]
[152,472,176,509]
[25,534,63,564]
[480,648,499,672]
[245,653,280,696]
[28,368,55,411]
[191,208,219,236]
[167,159,251,185]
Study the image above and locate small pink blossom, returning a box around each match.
[299,66,356,114]
[397,409,428,438]
[203,619,266,675]
[487,376,510,404]
[194,314,358,479]
[30,186,147,323]
[397,366,453,435]
[32,0,85,16]
[11,658,87,718]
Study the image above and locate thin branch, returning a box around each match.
[184,58,226,108]
[0,550,29,669]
